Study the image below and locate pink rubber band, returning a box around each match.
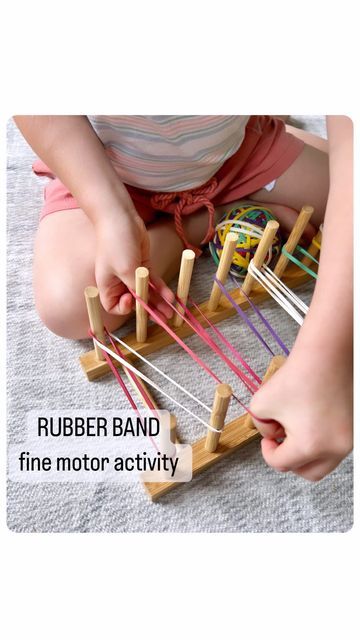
[130,284,273,422]
[149,282,259,394]
[181,294,262,388]
[89,330,159,452]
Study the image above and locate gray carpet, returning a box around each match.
[7,117,353,532]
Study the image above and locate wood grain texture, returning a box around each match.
[135,266,149,343]
[274,205,314,278]
[242,219,279,296]
[208,231,238,311]
[205,383,232,452]
[84,286,105,361]
[173,249,195,328]
[143,410,260,500]
[79,264,311,381]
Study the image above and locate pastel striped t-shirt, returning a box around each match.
[88,115,249,192]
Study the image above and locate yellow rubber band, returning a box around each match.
[311,238,321,250]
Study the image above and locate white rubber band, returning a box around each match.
[109,332,212,414]
[92,336,221,433]
[249,265,304,324]
[263,265,309,314]
[248,261,308,325]
[214,221,273,266]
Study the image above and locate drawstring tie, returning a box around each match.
[150,177,218,256]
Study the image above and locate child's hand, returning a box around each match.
[94,207,174,319]
[249,350,353,481]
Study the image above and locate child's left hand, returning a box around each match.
[94,205,174,319]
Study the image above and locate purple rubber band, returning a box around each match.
[214,277,276,357]
[230,275,290,356]
[185,293,262,386]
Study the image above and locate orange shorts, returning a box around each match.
[33,116,304,253]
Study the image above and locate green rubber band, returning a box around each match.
[281,245,318,279]
[209,242,220,266]
[293,244,319,264]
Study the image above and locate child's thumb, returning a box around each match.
[249,378,285,440]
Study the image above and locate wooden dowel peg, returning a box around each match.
[84,286,106,361]
[302,225,322,268]
[173,249,195,328]
[136,266,149,343]
[274,205,314,278]
[205,383,232,452]
[208,232,238,312]
[245,355,286,430]
[242,219,280,296]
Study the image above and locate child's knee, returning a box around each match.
[34,278,91,339]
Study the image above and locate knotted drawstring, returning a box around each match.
[150,177,218,256]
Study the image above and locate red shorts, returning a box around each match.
[33,116,304,254]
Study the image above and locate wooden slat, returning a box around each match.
[143,411,260,500]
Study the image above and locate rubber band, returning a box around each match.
[105,330,158,413]
[92,333,222,433]
[174,293,260,392]
[281,245,319,279]
[311,238,321,251]
[185,293,263,385]
[90,332,160,452]
[108,331,212,414]
[263,265,309,314]
[214,277,276,357]
[230,276,290,356]
[248,262,308,325]
[146,283,260,397]
[130,283,274,424]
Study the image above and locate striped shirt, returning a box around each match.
[88,115,249,192]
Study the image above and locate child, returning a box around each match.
[14,115,353,482]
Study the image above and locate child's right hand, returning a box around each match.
[250,347,353,481]
[94,205,174,320]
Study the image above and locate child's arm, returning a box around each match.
[14,116,173,317]
[250,116,353,481]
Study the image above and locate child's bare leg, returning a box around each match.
[34,137,328,340]
[33,207,215,339]
[285,124,328,153]
[248,139,329,229]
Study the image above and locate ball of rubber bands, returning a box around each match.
[209,204,282,278]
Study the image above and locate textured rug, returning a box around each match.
[7,116,353,532]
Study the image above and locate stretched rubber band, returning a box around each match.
[90,331,159,452]
[214,277,276,358]
[185,293,262,385]
[248,262,307,325]
[262,265,309,314]
[311,237,321,250]
[230,276,290,356]
[91,333,222,433]
[130,282,274,424]
[281,245,319,279]
[146,283,259,399]
[108,331,212,414]
[174,293,260,392]
[105,329,157,412]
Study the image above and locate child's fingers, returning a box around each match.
[149,274,174,319]
[151,274,174,303]
[110,291,133,316]
[261,436,339,481]
[291,457,340,482]
[261,436,311,472]
[251,416,285,440]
